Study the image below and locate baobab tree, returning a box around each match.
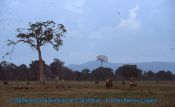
[96,55,108,68]
[6,20,66,84]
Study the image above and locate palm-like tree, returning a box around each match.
[96,55,108,68]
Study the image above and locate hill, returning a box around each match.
[67,61,175,73]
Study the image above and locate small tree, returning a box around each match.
[96,55,108,68]
[50,58,64,82]
[6,20,66,84]
[81,69,90,80]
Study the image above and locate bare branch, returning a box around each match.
[4,39,37,59]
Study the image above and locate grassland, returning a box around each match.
[0,81,175,107]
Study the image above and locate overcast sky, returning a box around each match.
[0,0,175,65]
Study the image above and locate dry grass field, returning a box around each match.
[0,81,175,107]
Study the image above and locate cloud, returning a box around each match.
[88,5,142,41]
[119,5,141,30]
[64,0,85,13]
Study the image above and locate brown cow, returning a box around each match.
[122,81,125,86]
[130,78,137,88]
[106,77,112,88]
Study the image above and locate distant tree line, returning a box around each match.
[0,59,174,81]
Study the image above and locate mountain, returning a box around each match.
[67,61,175,73]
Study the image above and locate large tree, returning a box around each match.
[115,65,142,80]
[6,20,66,84]
[91,67,113,80]
[96,55,108,68]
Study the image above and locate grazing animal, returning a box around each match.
[16,86,23,89]
[26,82,30,85]
[130,82,137,88]
[130,83,137,87]
[25,86,29,89]
[16,86,20,89]
[95,81,99,84]
[3,81,8,85]
[106,78,112,88]
[20,86,24,89]
[122,81,125,86]
[129,78,137,88]
[45,86,49,89]
[55,86,59,89]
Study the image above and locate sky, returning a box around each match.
[0,0,175,65]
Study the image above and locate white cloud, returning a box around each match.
[88,6,142,40]
[119,5,141,30]
[64,0,85,13]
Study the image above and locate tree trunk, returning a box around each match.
[37,46,46,85]
[100,61,103,68]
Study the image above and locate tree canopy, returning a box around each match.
[96,55,108,68]
[115,65,142,80]
[6,20,67,84]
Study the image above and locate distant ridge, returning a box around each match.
[67,61,175,73]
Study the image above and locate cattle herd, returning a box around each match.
[105,78,137,88]
[2,79,137,90]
